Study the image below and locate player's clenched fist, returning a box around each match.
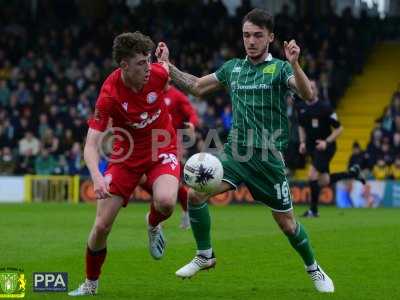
[156,42,170,63]
[284,39,300,65]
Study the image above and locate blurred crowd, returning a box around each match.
[0,0,384,176]
[348,90,400,180]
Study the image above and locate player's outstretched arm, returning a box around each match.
[156,42,222,97]
[169,65,222,97]
[284,40,313,101]
[84,128,111,199]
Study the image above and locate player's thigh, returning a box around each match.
[244,151,293,212]
[188,181,234,205]
[308,164,319,180]
[218,143,245,189]
[312,145,336,174]
[147,152,180,205]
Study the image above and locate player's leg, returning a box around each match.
[245,150,334,293]
[303,165,320,217]
[69,164,140,296]
[272,210,334,293]
[68,194,123,296]
[175,180,234,278]
[145,152,181,259]
[177,183,190,229]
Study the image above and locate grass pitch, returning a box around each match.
[1,203,399,300]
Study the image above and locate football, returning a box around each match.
[183,152,224,193]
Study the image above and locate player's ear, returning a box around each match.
[268,32,275,43]
[120,59,128,70]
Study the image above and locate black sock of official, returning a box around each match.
[309,180,320,214]
[330,172,355,184]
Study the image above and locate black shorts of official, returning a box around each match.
[307,143,336,173]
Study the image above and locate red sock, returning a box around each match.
[148,202,171,227]
[86,246,107,281]
[177,185,188,212]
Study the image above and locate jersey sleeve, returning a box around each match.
[214,59,235,87]
[329,110,341,128]
[87,94,113,132]
[281,61,294,88]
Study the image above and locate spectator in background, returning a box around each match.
[41,128,59,155]
[0,80,11,107]
[0,147,16,174]
[34,148,57,175]
[67,142,82,175]
[365,128,382,168]
[221,104,232,132]
[348,141,366,169]
[19,131,40,157]
[389,157,400,180]
[372,158,390,180]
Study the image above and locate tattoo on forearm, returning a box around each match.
[169,64,199,95]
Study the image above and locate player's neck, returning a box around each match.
[247,50,269,65]
[121,71,143,93]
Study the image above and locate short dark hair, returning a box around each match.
[242,8,274,32]
[112,31,155,65]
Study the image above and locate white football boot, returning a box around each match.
[307,265,335,293]
[146,213,166,259]
[68,279,98,296]
[175,253,216,278]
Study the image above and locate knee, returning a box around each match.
[188,188,208,205]
[318,175,330,187]
[154,194,176,214]
[93,221,112,237]
[277,219,297,235]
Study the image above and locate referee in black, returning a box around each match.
[295,80,365,217]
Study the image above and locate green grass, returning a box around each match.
[1,203,399,300]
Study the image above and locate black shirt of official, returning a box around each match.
[295,98,341,150]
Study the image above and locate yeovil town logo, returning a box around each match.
[0,267,26,298]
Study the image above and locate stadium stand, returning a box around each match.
[0,1,389,178]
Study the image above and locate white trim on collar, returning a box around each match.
[245,52,273,62]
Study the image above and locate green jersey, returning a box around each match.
[214,54,294,151]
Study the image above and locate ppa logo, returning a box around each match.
[33,272,68,292]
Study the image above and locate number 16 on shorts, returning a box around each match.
[274,181,290,205]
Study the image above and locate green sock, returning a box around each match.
[188,202,211,250]
[286,222,315,266]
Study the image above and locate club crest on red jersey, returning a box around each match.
[147,92,158,104]
[164,97,171,106]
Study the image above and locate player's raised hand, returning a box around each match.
[156,42,170,63]
[93,174,112,199]
[284,40,300,65]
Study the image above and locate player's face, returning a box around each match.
[242,21,274,60]
[121,53,151,87]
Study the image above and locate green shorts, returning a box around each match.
[218,143,292,212]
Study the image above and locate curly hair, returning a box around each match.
[112,31,155,65]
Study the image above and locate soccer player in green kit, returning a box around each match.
[156,8,334,293]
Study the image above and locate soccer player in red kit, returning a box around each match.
[69,32,179,296]
[141,80,199,229]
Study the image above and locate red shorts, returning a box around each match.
[104,152,180,206]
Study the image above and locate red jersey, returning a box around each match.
[162,86,199,130]
[88,63,176,167]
